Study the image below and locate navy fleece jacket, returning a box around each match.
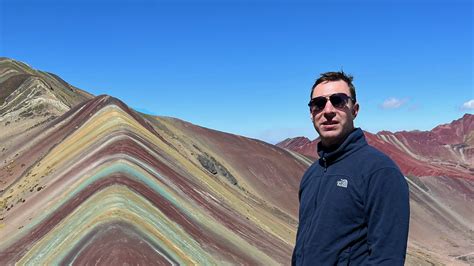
[292,128,410,266]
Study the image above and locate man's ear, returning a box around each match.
[310,112,314,122]
[352,102,359,119]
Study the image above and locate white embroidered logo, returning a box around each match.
[337,179,348,188]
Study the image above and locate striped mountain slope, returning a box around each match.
[1,58,472,265]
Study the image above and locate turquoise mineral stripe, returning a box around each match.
[91,160,184,209]
[21,185,214,265]
[11,158,190,252]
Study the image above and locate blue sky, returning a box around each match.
[1,0,472,143]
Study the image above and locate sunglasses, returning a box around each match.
[308,93,355,112]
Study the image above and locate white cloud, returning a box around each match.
[461,99,474,110]
[380,97,408,109]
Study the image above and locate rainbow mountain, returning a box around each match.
[0,58,473,265]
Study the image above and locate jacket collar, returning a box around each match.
[317,128,367,164]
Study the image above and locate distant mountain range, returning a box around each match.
[0,57,472,265]
[277,114,473,179]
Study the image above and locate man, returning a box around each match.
[292,71,410,265]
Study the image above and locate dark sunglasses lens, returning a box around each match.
[329,94,347,108]
[310,97,327,111]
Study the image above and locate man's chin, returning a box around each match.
[319,129,341,139]
[318,130,344,146]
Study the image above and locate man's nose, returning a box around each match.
[322,100,337,120]
[323,99,336,114]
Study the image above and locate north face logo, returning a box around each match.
[337,179,348,188]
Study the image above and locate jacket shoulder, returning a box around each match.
[357,144,402,174]
[300,161,321,185]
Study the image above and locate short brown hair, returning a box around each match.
[310,71,356,102]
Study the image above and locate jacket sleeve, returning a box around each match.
[364,167,410,265]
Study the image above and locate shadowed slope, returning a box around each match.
[0,58,94,187]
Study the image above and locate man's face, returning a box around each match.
[310,80,359,148]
